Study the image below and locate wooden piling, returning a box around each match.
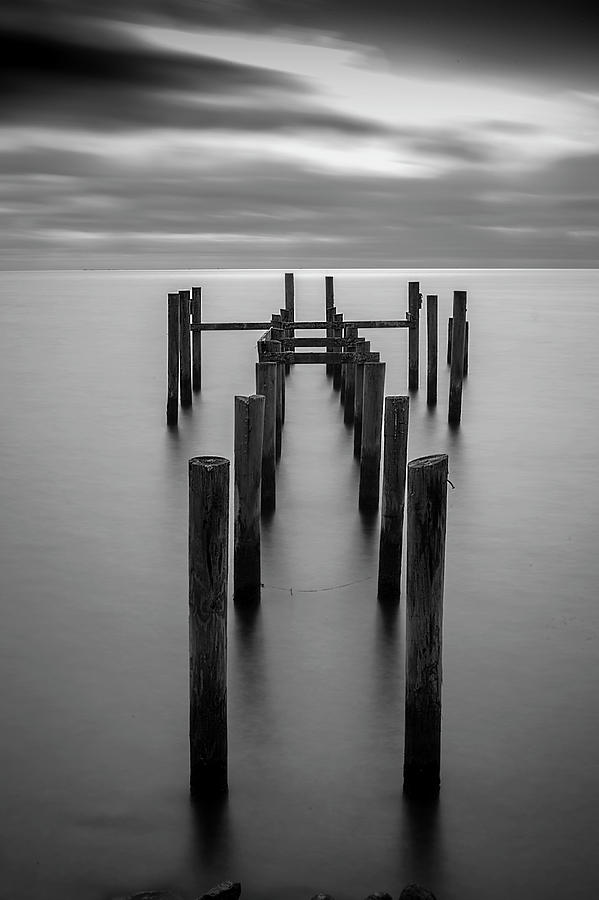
[179,290,192,407]
[343,325,358,424]
[447,316,468,372]
[353,340,370,458]
[189,455,230,796]
[284,273,294,375]
[234,396,265,606]
[325,276,334,375]
[191,286,202,391]
[446,317,453,365]
[408,282,420,391]
[464,321,469,375]
[377,396,409,601]
[332,313,343,390]
[448,291,467,425]
[167,292,179,424]
[426,295,438,406]
[403,453,448,796]
[359,362,386,511]
[255,361,277,512]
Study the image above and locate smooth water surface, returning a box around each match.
[0,269,598,900]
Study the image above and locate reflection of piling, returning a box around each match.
[359,362,386,511]
[404,453,448,796]
[179,290,192,407]
[189,456,230,796]
[408,282,420,391]
[167,292,179,425]
[448,291,467,425]
[234,395,265,606]
[378,396,409,601]
[191,286,202,392]
[255,361,277,512]
[426,295,438,407]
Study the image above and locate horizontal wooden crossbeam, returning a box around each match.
[192,319,410,332]
[260,351,381,365]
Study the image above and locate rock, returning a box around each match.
[197,881,241,900]
[398,885,437,900]
[119,893,183,900]
[364,894,393,900]
[310,895,335,900]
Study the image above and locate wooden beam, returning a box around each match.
[191,319,410,332]
[260,351,380,365]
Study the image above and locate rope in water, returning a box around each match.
[261,575,373,595]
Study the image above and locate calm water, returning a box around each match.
[0,269,598,900]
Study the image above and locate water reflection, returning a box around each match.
[188,791,233,870]
[399,792,444,887]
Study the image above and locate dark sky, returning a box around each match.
[2,0,599,267]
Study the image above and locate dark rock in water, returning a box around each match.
[364,893,393,900]
[399,885,437,900]
[310,894,335,900]
[119,893,183,900]
[197,881,241,900]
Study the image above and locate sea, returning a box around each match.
[0,268,598,900]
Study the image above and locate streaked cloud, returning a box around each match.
[1,2,598,267]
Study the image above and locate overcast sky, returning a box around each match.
[2,1,598,268]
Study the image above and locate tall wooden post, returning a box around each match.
[448,291,467,425]
[179,290,192,407]
[191,286,202,392]
[189,456,230,796]
[270,323,286,426]
[359,362,386,511]
[344,325,358,424]
[255,361,277,512]
[325,276,334,375]
[408,281,420,391]
[167,292,179,425]
[426,295,438,406]
[463,321,469,375]
[404,453,448,796]
[446,317,453,365]
[284,273,294,375]
[332,313,343,390]
[377,396,409,601]
[234,396,265,605]
[353,339,370,458]
[448,316,468,372]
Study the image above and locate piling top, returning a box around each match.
[408,453,448,470]
[189,456,230,471]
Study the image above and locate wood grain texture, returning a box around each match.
[166,292,179,425]
[189,456,230,796]
[377,396,409,601]
[234,396,265,606]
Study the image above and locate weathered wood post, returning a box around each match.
[359,361,386,511]
[332,313,343,390]
[255,361,277,512]
[343,325,358,424]
[189,455,230,796]
[426,295,438,406]
[270,320,286,426]
[408,281,420,391]
[167,292,180,424]
[353,339,370,458]
[234,395,265,606]
[377,396,409,601]
[447,316,468,372]
[191,286,202,392]
[179,289,192,407]
[403,453,448,796]
[448,291,467,425]
[325,276,334,375]
[284,273,295,375]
